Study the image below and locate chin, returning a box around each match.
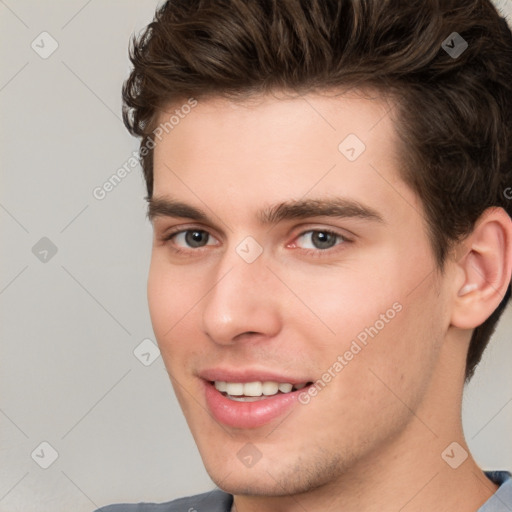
[209,472,304,497]
[201,449,346,497]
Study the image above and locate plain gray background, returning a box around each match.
[1,1,511,511]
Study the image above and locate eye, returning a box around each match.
[160,227,350,255]
[165,229,218,250]
[293,229,348,251]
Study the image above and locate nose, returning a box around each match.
[200,244,282,346]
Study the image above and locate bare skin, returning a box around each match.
[147,90,512,512]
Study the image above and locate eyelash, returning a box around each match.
[159,227,351,257]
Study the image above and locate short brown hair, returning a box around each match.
[122,0,512,380]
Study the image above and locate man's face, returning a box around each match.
[148,91,452,495]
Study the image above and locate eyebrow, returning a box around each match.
[147,196,385,226]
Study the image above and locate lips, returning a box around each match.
[199,368,311,385]
[200,368,314,429]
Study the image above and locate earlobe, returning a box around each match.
[451,207,512,330]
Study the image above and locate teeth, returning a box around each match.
[225,382,244,396]
[214,380,308,398]
[215,381,227,392]
[278,383,293,393]
[262,382,279,395]
[243,382,262,396]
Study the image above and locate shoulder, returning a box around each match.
[93,489,233,512]
[479,471,512,511]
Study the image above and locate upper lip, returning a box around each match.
[199,368,312,384]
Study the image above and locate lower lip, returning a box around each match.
[203,381,308,429]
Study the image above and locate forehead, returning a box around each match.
[153,90,398,162]
[150,91,420,227]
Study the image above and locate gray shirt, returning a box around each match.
[93,470,512,511]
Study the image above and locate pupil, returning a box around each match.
[313,232,335,249]
[186,230,208,247]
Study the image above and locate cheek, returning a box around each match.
[311,250,443,405]
[147,260,205,408]
[336,277,444,422]
[273,253,406,353]
[147,263,170,340]
[147,256,196,353]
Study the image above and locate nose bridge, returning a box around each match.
[200,237,280,344]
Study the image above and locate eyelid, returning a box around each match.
[289,224,355,242]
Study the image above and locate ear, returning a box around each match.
[451,207,512,329]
